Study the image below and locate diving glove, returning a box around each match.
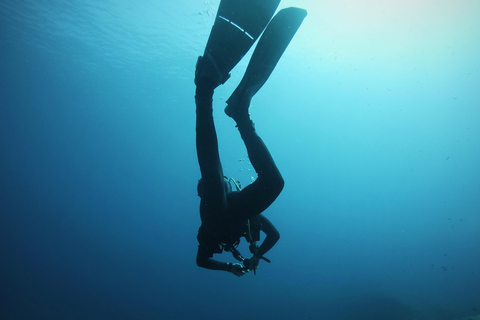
[243,255,260,271]
[226,263,248,277]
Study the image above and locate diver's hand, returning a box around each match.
[243,255,260,271]
[227,263,248,277]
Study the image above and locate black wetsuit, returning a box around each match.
[195,83,284,270]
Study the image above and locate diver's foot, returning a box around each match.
[224,104,238,119]
[194,55,230,89]
[224,97,251,122]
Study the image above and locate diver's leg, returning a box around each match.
[223,8,308,220]
[195,83,227,219]
[227,113,284,221]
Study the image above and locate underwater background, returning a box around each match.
[1,0,479,319]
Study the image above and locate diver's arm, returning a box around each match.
[196,246,229,271]
[196,246,246,276]
[257,214,280,257]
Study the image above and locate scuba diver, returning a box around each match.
[195,0,306,277]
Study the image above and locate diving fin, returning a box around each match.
[195,0,281,88]
[225,7,307,115]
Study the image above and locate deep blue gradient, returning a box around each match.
[1,1,479,319]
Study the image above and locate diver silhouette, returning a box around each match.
[194,0,306,276]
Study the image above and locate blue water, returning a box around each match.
[1,1,479,319]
